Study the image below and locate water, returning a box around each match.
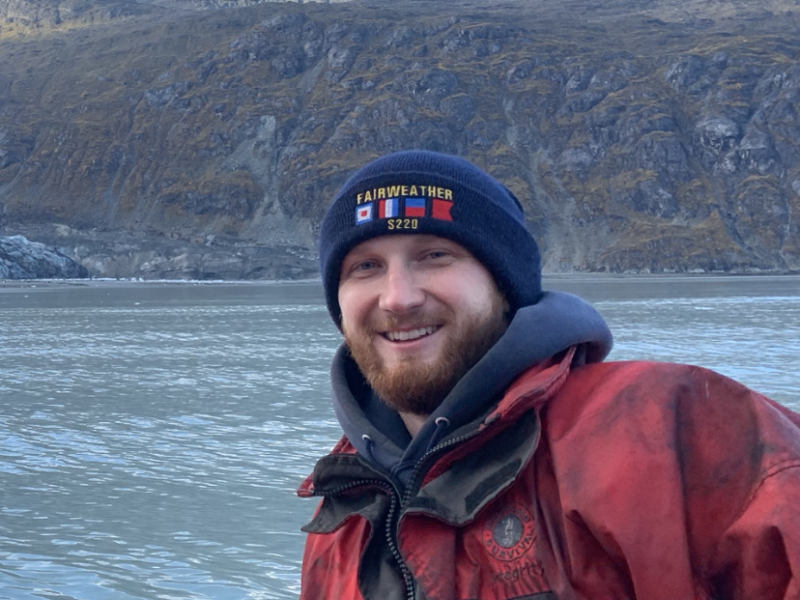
[0,276,798,599]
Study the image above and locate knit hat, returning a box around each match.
[319,150,542,326]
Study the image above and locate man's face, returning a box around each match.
[338,234,509,416]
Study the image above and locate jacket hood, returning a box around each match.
[329,291,613,484]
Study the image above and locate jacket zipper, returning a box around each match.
[410,410,543,502]
[384,488,415,599]
[310,473,416,598]
[402,426,488,506]
[390,427,490,600]
[312,414,536,600]
[392,412,542,598]
[312,435,484,600]
[309,477,390,499]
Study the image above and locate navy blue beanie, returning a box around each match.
[319,150,542,327]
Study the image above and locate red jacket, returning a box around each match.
[298,349,800,600]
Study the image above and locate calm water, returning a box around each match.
[0,276,798,599]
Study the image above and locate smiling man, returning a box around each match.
[298,150,800,600]
[339,234,509,434]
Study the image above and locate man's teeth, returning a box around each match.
[386,326,436,342]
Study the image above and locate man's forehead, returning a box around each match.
[344,234,468,258]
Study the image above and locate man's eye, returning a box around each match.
[352,260,378,273]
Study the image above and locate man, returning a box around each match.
[298,150,800,600]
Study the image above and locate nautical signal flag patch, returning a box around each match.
[431,198,453,221]
[355,203,373,224]
[354,186,456,226]
[379,198,399,219]
[404,198,426,217]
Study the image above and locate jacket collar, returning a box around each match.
[298,348,577,528]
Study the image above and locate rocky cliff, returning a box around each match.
[1,0,799,279]
[0,234,89,278]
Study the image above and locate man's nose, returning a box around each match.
[378,262,425,314]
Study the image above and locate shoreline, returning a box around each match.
[2,271,800,292]
[0,277,325,290]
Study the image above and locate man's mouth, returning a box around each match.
[383,326,440,342]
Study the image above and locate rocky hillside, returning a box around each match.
[1,0,799,278]
[0,0,349,36]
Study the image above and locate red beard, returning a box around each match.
[343,296,508,416]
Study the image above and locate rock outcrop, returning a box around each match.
[0,235,89,278]
[1,0,799,278]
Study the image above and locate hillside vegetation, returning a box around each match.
[1,0,799,278]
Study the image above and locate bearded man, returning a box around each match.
[298,150,800,600]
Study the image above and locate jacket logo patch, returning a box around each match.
[482,504,535,562]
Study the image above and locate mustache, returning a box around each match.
[364,308,451,334]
